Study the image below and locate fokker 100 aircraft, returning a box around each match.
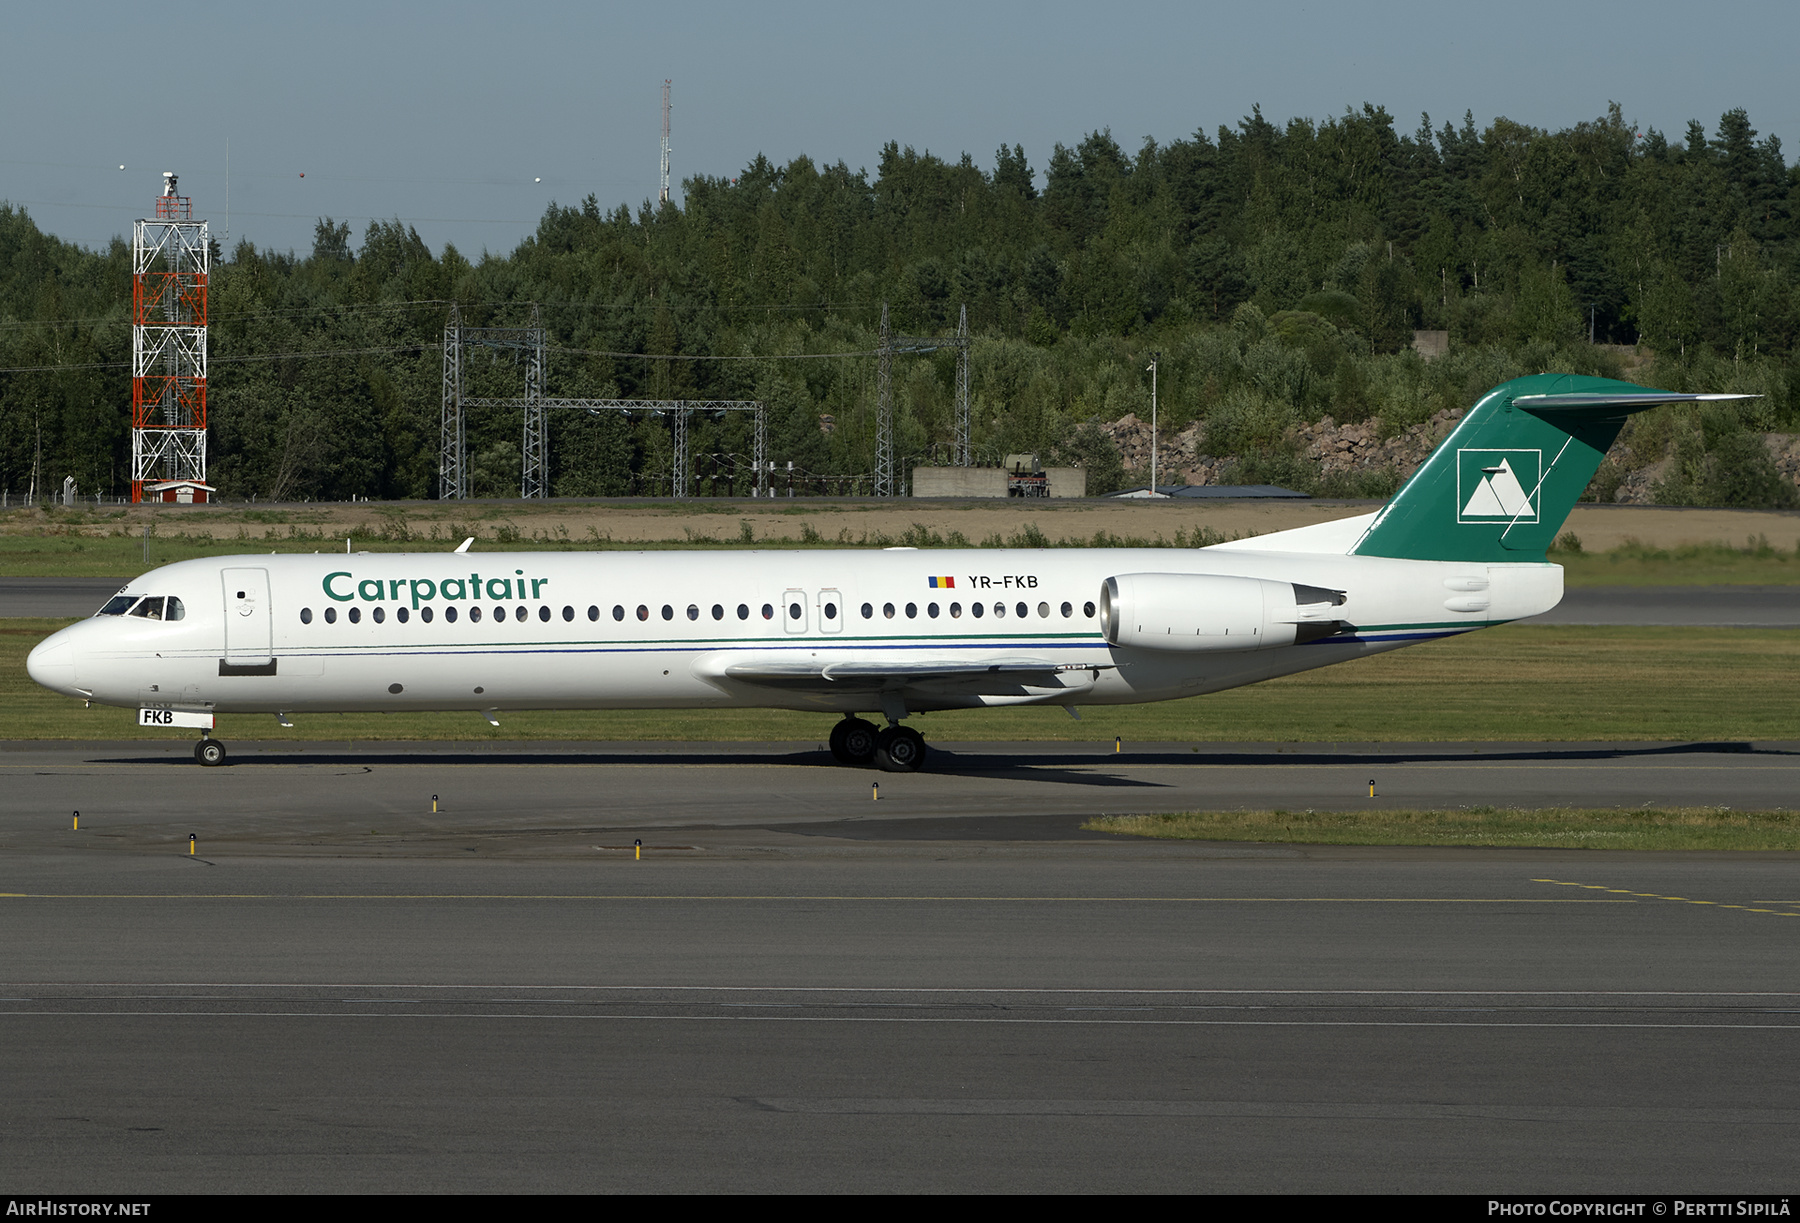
[28,374,1748,770]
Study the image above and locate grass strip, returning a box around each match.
[4,520,1800,585]
[1085,807,1800,852]
[1552,536,1800,586]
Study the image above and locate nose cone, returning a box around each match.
[27,632,79,695]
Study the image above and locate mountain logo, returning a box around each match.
[1457,449,1540,523]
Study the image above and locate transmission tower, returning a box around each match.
[659,79,671,204]
[131,172,209,501]
[874,304,893,496]
[873,301,972,496]
[440,304,466,499]
[441,304,547,498]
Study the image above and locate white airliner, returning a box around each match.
[27,375,1747,770]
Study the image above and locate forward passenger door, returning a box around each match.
[221,567,273,666]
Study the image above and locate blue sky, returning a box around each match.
[5,1,1797,259]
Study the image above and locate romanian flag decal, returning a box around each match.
[927,576,955,588]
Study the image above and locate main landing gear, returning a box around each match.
[829,716,927,773]
[195,736,227,767]
[874,724,926,772]
[829,717,878,765]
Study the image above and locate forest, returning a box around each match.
[1,101,1797,506]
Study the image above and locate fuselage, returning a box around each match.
[26,540,1562,719]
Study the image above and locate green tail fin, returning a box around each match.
[1351,373,1752,563]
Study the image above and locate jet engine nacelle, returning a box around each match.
[1099,572,1346,652]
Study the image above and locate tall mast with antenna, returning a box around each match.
[130,173,209,501]
[659,79,671,204]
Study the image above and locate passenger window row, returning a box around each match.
[621,603,775,622]
[858,600,1094,621]
[615,600,1096,624]
[298,599,1099,628]
[301,604,594,626]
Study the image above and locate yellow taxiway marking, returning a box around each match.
[1534,878,1800,917]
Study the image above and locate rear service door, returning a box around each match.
[782,588,808,634]
[221,567,274,666]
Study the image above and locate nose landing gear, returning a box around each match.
[195,737,227,767]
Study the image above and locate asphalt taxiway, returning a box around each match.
[4,739,1799,1192]
[1531,584,1800,626]
[0,738,1794,846]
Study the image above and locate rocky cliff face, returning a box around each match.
[1586,432,1800,505]
[1101,414,1222,486]
[1100,408,1465,489]
[1769,435,1800,487]
[1293,409,1463,483]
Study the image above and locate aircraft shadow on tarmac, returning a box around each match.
[91,746,1170,789]
[88,739,1791,786]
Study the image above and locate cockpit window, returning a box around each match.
[107,595,184,620]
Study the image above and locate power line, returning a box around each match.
[0,297,881,332]
[550,345,881,362]
[216,345,436,365]
[0,360,125,374]
[4,198,546,226]
[0,345,432,375]
[0,340,885,377]
[0,300,456,332]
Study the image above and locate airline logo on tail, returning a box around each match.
[1457,449,1541,524]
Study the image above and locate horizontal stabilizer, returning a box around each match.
[1513,391,1758,414]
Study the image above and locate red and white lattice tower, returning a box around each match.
[131,171,209,501]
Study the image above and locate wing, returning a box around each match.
[701,654,1112,697]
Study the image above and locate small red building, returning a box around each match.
[142,479,216,504]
